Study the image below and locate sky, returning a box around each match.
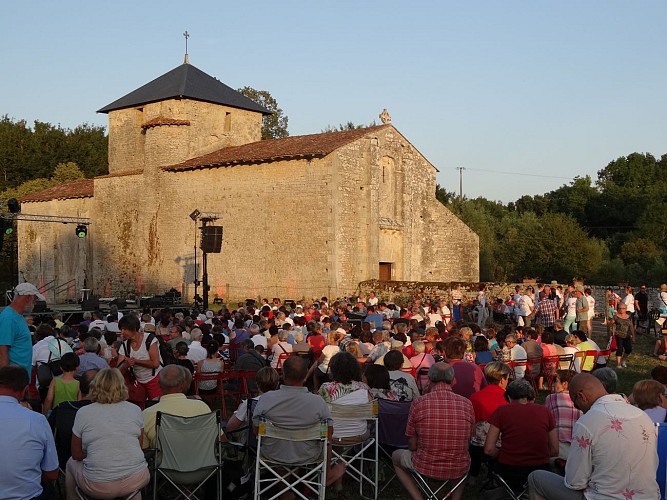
[3,1,666,203]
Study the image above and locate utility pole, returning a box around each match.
[456,166,465,201]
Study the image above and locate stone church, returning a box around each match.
[18,62,479,301]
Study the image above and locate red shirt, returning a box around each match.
[449,359,487,399]
[469,384,507,422]
[406,383,474,479]
[488,403,555,466]
[307,334,325,359]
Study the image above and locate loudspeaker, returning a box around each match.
[81,298,100,311]
[33,300,48,313]
[201,226,223,253]
[110,298,127,309]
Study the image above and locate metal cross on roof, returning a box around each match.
[183,31,190,64]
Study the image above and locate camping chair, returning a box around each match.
[409,469,469,500]
[254,417,329,500]
[153,410,223,500]
[657,422,667,500]
[377,399,411,494]
[52,401,85,498]
[328,400,379,499]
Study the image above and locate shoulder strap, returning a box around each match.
[145,332,156,351]
[278,343,288,354]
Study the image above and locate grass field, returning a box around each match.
[328,320,663,500]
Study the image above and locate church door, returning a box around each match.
[379,262,392,281]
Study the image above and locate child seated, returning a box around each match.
[43,352,81,414]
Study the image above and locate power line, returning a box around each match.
[462,167,573,180]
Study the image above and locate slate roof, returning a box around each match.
[97,63,271,115]
[19,178,94,203]
[163,124,391,172]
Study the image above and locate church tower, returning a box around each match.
[97,62,270,175]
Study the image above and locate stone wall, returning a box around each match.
[108,99,262,175]
[17,197,93,303]
[18,127,480,302]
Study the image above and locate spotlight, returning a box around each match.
[0,218,13,235]
[7,198,20,213]
[189,209,201,221]
[75,225,87,238]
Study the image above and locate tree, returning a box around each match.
[52,162,84,184]
[321,121,378,133]
[237,87,289,140]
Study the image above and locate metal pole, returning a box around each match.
[201,220,209,310]
[193,219,198,305]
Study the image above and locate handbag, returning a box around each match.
[607,334,617,352]
[36,340,64,387]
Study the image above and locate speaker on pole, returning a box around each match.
[200,226,223,253]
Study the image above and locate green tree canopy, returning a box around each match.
[237,87,289,140]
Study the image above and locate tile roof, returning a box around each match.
[97,63,271,115]
[141,116,191,129]
[19,178,94,203]
[163,124,391,172]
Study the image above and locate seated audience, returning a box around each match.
[544,369,582,460]
[142,365,210,448]
[43,351,81,414]
[445,336,487,397]
[363,364,398,400]
[392,363,474,500]
[473,336,493,365]
[0,365,58,500]
[66,368,150,499]
[197,340,224,393]
[631,379,667,424]
[484,380,557,493]
[468,362,510,479]
[385,350,420,402]
[77,337,110,376]
[252,356,346,485]
[319,351,373,443]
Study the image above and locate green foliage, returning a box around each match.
[0,115,107,190]
[321,120,378,133]
[439,151,667,285]
[237,87,289,140]
[52,162,84,184]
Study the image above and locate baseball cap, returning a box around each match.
[14,283,45,301]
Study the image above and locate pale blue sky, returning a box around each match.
[3,1,666,202]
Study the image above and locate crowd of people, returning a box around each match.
[0,282,664,499]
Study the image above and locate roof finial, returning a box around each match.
[183,31,190,64]
[379,108,392,124]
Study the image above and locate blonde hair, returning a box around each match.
[89,368,129,404]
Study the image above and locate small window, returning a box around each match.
[224,112,232,132]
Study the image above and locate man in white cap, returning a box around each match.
[0,283,45,376]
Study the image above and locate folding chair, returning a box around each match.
[507,360,528,381]
[487,469,527,500]
[377,399,411,494]
[656,422,667,500]
[570,351,586,372]
[649,309,661,338]
[594,349,611,368]
[523,358,543,393]
[76,486,142,500]
[558,353,573,371]
[328,400,379,499]
[409,468,468,500]
[540,355,560,392]
[254,417,328,500]
[401,366,417,379]
[153,410,223,500]
[194,372,223,412]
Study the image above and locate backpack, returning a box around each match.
[124,333,178,376]
[37,339,64,388]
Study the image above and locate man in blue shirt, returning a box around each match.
[0,365,59,499]
[0,282,45,376]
